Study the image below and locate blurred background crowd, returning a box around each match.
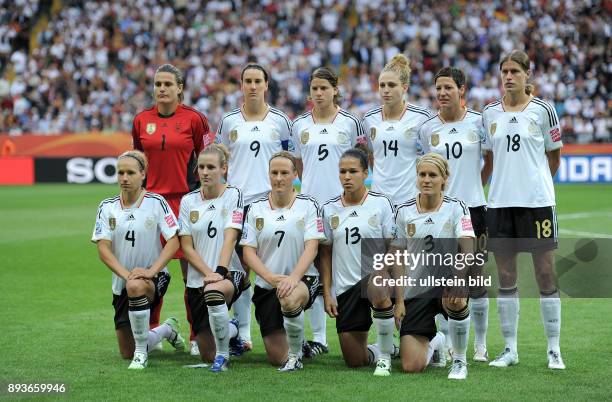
[0,0,609,143]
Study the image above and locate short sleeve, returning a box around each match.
[416,124,429,156]
[225,188,244,231]
[481,111,492,151]
[131,119,143,151]
[320,205,333,246]
[380,199,396,239]
[539,100,563,151]
[216,116,230,148]
[352,118,367,147]
[157,196,179,241]
[477,118,491,152]
[290,119,302,158]
[91,202,112,242]
[239,205,258,248]
[192,110,211,154]
[454,200,475,238]
[178,196,191,236]
[361,117,373,151]
[304,200,326,242]
[390,207,407,248]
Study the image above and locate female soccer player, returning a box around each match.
[483,50,564,370]
[417,66,493,363]
[178,144,248,372]
[393,153,476,380]
[292,67,366,354]
[91,150,185,369]
[217,63,293,348]
[132,63,212,355]
[240,151,325,371]
[362,54,433,205]
[320,148,396,376]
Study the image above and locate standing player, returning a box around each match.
[292,67,366,355]
[217,63,293,348]
[417,67,493,363]
[91,150,186,369]
[320,149,396,376]
[483,50,564,370]
[362,54,432,205]
[393,153,476,380]
[132,64,212,356]
[240,152,325,371]
[178,144,247,372]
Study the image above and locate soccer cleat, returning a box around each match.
[302,341,314,358]
[163,317,185,351]
[489,348,519,367]
[209,355,230,372]
[473,344,488,362]
[430,349,447,368]
[307,341,329,356]
[547,350,566,370]
[278,354,303,372]
[190,340,200,356]
[149,341,163,352]
[391,344,401,359]
[448,360,468,380]
[373,357,391,376]
[128,352,148,370]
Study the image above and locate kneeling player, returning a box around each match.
[241,152,325,371]
[320,148,396,376]
[179,145,248,372]
[393,153,476,380]
[91,151,185,370]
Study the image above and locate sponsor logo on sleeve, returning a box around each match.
[550,127,561,142]
[95,222,102,235]
[165,215,177,228]
[232,210,243,224]
[461,217,473,231]
[316,217,324,233]
[356,135,367,145]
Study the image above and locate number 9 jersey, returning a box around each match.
[482,98,562,208]
[91,192,179,295]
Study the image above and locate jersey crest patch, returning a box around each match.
[296,218,305,229]
[368,215,379,227]
[407,223,416,237]
[490,123,497,136]
[468,130,478,142]
[256,217,264,231]
[109,217,116,230]
[230,130,238,143]
[370,127,376,141]
[331,215,339,230]
[145,216,155,230]
[431,133,440,146]
[337,132,349,144]
[404,128,414,140]
[190,211,199,223]
[146,123,156,135]
[301,131,309,145]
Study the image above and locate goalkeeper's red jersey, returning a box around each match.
[132,104,212,197]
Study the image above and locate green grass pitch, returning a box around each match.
[1,184,611,401]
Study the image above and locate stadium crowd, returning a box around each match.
[0,0,609,143]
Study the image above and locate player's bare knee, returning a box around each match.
[443,297,467,312]
[125,279,146,296]
[402,359,426,373]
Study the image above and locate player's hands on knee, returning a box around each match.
[267,274,288,289]
[323,293,338,318]
[276,275,298,299]
[203,272,224,285]
[394,302,405,330]
[128,267,150,280]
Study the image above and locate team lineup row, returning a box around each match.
[94,49,565,378]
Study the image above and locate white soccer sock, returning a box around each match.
[282,307,304,357]
[233,286,252,342]
[367,343,381,365]
[208,302,231,358]
[540,291,561,353]
[128,296,150,355]
[436,313,451,350]
[309,295,327,345]
[427,331,445,363]
[448,315,470,363]
[372,306,394,360]
[470,297,489,346]
[497,287,519,353]
[148,322,171,347]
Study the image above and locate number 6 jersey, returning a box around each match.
[91,192,179,295]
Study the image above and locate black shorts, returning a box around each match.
[252,275,319,337]
[186,271,248,335]
[399,294,446,341]
[336,278,372,333]
[487,206,558,252]
[112,270,171,330]
[469,205,488,261]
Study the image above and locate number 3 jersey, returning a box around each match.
[216,108,292,204]
[417,110,488,208]
[178,186,245,289]
[321,191,395,297]
[91,192,179,295]
[240,193,325,290]
[291,110,366,204]
[482,97,563,208]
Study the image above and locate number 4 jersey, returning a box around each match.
[240,193,325,290]
[482,97,562,208]
[91,192,179,295]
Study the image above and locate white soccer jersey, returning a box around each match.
[393,196,475,298]
[482,98,562,208]
[321,191,395,297]
[91,192,178,295]
[217,107,293,204]
[292,110,366,204]
[417,110,488,207]
[178,185,245,289]
[363,104,433,205]
[240,193,325,290]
